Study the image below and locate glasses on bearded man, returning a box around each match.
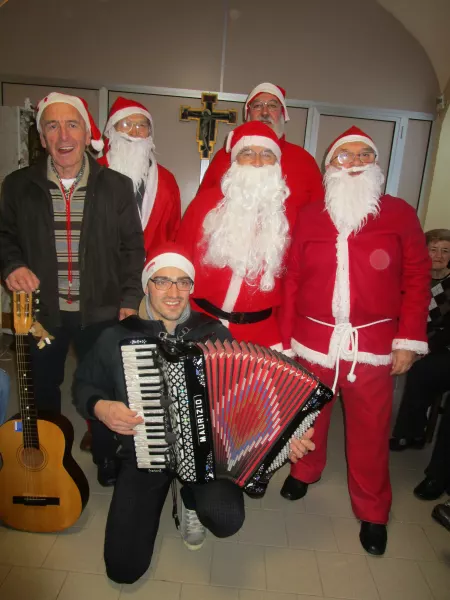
[149,277,193,291]
[237,148,277,164]
[249,100,281,113]
[331,150,377,167]
[115,118,151,136]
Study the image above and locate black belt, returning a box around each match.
[193,298,272,325]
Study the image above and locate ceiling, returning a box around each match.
[377,0,450,91]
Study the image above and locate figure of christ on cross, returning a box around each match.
[180,93,237,181]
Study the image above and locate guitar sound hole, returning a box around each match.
[19,447,46,470]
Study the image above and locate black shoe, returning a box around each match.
[389,437,425,452]
[97,458,118,487]
[413,477,447,501]
[359,521,387,555]
[280,475,311,501]
[432,502,450,532]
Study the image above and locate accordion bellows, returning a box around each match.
[120,338,332,493]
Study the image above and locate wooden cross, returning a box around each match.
[180,93,237,161]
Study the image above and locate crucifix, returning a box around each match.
[180,92,238,182]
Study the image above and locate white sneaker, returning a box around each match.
[180,501,206,550]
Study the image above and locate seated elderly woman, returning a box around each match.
[390,228,450,499]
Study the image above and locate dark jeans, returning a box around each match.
[426,399,450,486]
[392,351,450,440]
[104,457,245,584]
[29,310,117,462]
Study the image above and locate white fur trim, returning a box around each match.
[140,160,158,229]
[222,273,243,313]
[245,83,290,121]
[332,231,350,320]
[291,338,392,367]
[392,339,428,354]
[91,138,103,152]
[105,106,153,133]
[325,135,379,166]
[229,136,281,162]
[142,252,195,293]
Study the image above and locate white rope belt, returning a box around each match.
[306,317,392,393]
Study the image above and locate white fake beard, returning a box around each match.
[251,114,285,139]
[324,164,385,233]
[202,162,290,291]
[107,128,155,193]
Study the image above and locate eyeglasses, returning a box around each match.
[115,118,151,136]
[332,150,376,166]
[249,100,281,113]
[149,277,193,291]
[237,148,277,163]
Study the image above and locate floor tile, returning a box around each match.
[211,542,266,589]
[316,552,378,600]
[0,529,57,567]
[384,521,437,560]
[331,517,364,554]
[154,536,212,584]
[42,527,105,573]
[418,560,450,600]
[303,482,354,518]
[181,583,239,599]
[423,520,450,563]
[0,566,67,600]
[265,547,322,596]
[285,513,338,552]
[390,489,438,525]
[240,591,300,599]
[57,572,121,600]
[239,509,287,547]
[261,483,306,513]
[367,556,433,600]
[79,493,112,530]
[120,578,181,598]
[0,564,11,585]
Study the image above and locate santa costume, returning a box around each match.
[99,97,181,257]
[177,122,294,348]
[281,127,430,524]
[198,82,323,212]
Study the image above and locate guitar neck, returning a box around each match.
[15,333,39,449]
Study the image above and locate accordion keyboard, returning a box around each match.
[121,343,168,470]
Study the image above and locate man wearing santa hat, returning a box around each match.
[279,126,431,554]
[73,242,313,583]
[178,121,294,350]
[99,97,181,257]
[199,82,323,212]
[0,92,145,486]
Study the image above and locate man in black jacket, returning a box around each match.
[0,92,145,485]
[74,244,313,584]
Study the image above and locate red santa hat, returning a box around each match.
[245,82,290,122]
[324,126,379,166]
[142,242,195,293]
[104,97,153,134]
[36,92,104,152]
[225,121,282,162]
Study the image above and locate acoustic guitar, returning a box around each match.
[0,291,89,532]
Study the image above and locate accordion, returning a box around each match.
[120,337,332,494]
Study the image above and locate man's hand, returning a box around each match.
[391,349,416,376]
[94,399,143,435]
[119,308,138,321]
[289,427,315,463]
[6,267,40,293]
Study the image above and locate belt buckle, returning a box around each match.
[230,311,246,324]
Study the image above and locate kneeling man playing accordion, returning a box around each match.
[74,244,321,584]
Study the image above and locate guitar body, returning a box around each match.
[0,411,90,532]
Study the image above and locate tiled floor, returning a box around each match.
[0,343,449,599]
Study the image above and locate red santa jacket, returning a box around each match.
[98,155,181,259]
[178,187,299,348]
[281,195,431,367]
[199,137,324,211]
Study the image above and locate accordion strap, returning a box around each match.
[171,479,180,530]
[193,298,272,325]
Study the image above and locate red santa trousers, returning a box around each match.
[291,359,393,524]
